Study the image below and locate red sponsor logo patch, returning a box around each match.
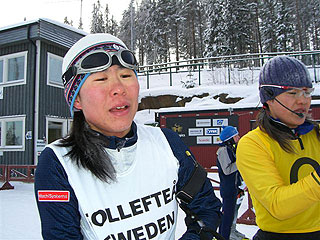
[38,190,70,202]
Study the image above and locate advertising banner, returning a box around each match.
[166,115,238,146]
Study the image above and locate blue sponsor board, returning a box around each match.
[205,128,220,136]
[213,118,228,126]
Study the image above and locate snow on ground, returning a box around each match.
[0,175,259,240]
[0,182,40,239]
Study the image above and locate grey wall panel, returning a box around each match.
[39,42,70,116]
[0,42,33,117]
[0,42,29,56]
[0,41,36,165]
[37,42,70,142]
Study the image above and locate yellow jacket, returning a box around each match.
[236,127,320,233]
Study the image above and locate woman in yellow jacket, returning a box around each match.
[236,56,320,240]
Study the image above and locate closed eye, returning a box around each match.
[95,77,107,81]
[121,74,133,78]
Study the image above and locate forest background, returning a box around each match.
[64,0,320,67]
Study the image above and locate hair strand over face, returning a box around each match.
[58,111,116,182]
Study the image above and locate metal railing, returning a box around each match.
[0,165,36,184]
[138,50,320,89]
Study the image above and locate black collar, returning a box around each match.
[268,117,314,137]
[89,122,138,151]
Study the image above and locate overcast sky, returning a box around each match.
[0,0,132,32]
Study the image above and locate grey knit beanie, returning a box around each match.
[259,56,313,104]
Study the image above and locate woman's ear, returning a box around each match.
[265,99,274,106]
[73,95,82,110]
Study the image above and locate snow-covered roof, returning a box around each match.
[0,18,88,35]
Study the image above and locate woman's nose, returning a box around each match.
[296,93,310,104]
[110,75,126,96]
[112,83,125,96]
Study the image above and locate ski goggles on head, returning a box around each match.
[62,48,138,85]
[260,84,314,98]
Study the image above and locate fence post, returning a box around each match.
[170,67,172,86]
[198,65,201,86]
[0,165,14,190]
[312,54,317,83]
[228,62,231,84]
[237,190,256,225]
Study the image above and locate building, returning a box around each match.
[0,18,86,165]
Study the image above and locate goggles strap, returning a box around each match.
[69,73,91,117]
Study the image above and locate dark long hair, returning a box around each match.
[58,111,116,182]
[256,105,320,153]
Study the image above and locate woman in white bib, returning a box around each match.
[35,33,222,240]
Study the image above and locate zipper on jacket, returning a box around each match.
[294,133,304,150]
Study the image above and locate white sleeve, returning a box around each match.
[217,147,238,175]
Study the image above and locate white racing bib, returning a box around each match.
[50,125,179,240]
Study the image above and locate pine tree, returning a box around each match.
[90,0,105,33]
[197,0,206,58]
[204,0,229,57]
[293,0,305,51]
[178,0,200,59]
[152,0,172,63]
[104,4,110,33]
[309,0,320,50]
[224,0,255,56]
[118,0,136,51]
[134,0,154,65]
[275,0,294,52]
[64,16,73,26]
[78,18,83,30]
[170,0,182,62]
[109,16,119,36]
[137,0,158,64]
[259,0,278,52]
[251,0,262,55]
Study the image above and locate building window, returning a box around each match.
[0,116,25,151]
[8,56,25,82]
[48,121,63,144]
[47,53,63,87]
[6,121,23,146]
[0,52,27,86]
[46,117,70,144]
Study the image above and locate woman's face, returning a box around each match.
[74,65,139,138]
[233,134,240,143]
[267,88,311,128]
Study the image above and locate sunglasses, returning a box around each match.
[260,84,314,98]
[62,48,138,85]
